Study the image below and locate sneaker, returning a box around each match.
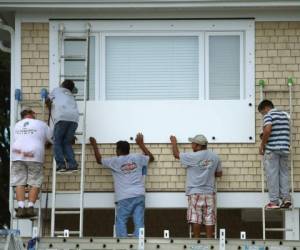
[67,166,78,173]
[265,202,280,209]
[15,207,26,218]
[56,165,67,173]
[280,200,292,209]
[25,207,36,218]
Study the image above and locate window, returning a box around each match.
[105,36,199,100]
[50,20,255,143]
[208,34,242,100]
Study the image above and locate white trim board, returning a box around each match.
[38,192,300,209]
[14,10,300,22]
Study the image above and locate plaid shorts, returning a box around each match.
[187,193,216,225]
[10,161,43,188]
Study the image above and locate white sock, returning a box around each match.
[18,201,25,208]
[28,202,35,207]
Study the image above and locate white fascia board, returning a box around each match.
[38,192,300,209]
[2,1,300,9]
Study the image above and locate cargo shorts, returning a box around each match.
[187,193,216,226]
[10,161,43,188]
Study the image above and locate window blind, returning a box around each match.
[105,36,199,100]
[209,35,240,100]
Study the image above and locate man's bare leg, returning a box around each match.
[28,186,39,205]
[16,186,25,202]
[205,225,214,238]
[193,223,201,238]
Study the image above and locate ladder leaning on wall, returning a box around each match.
[259,78,295,240]
[50,23,91,238]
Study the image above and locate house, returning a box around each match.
[0,0,300,240]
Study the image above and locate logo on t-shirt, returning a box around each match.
[199,159,212,168]
[121,162,137,174]
[23,121,29,127]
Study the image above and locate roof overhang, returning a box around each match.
[1,0,300,9]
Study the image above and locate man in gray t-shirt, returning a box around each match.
[46,79,79,172]
[90,133,154,237]
[170,134,222,239]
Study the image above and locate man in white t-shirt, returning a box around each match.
[47,79,79,172]
[11,107,52,218]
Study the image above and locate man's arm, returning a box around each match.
[135,133,154,162]
[259,124,272,155]
[89,137,102,164]
[170,135,180,159]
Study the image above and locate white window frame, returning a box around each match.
[49,20,255,143]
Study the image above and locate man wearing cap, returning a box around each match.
[46,79,79,172]
[170,134,222,238]
[11,107,52,218]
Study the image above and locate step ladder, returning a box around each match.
[50,23,91,238]
[10,88,48,239]
[259,78,295,240]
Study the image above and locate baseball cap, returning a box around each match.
[188,134,208,145]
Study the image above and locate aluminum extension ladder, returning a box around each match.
[10,89,48,240]
[50,23,91,238]
[259,78,295,240]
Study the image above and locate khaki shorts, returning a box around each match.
[10,161,43,188]
[187,193,216,226]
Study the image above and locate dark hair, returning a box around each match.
[116,140,130,155]
[258,99,274,112]
[20,109,34,119]
[61,79,75,92]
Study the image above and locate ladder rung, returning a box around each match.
[60,74,87,79]
[61,55,86,61]
[75,131,83,135]
[64,36,88,41]
[79,112,84,116]
[265,228,293,232]
[74,151,82,154]
[54,230,80,235]
[55,210,80,215]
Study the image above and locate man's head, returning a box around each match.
[20,107,35,119]
[188,134,208,152]
[258,99,274,115]
[116,140,130,156]
[61,79,75,92]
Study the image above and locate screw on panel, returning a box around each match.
[103,244,106,248]
[90,238,93,243]
[279,241,283,245]
[49,243,53,248]
[197,240,201,244]
[249,103,252,107]
[225,240,228,244]
[76,243,80,248]
[210,246,214,249]
[117,238,120,243]
[238,246,241,250]
[130,244,133,248]
[252,241,255,245]
[63,238,66,242]
[183,245,187,249]
[170,239,174,243]
[249,136,253,140]
[156,244,160,248]
[212,137,216,140]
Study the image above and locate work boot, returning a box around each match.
[15,207,26,218]
[26,207,36,218]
